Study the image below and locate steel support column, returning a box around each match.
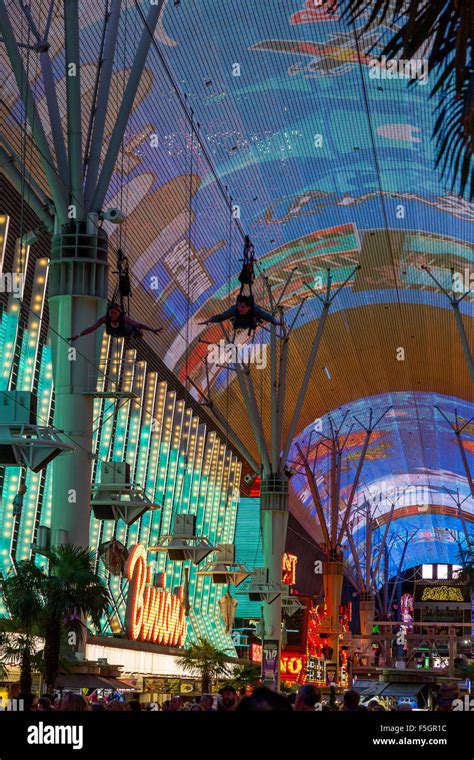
[260,474,289,691]
[321,557,344,680]
[48,220,108,548]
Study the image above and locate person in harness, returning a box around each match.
[68,303,162,342]
[199,294,280,333]
[238,235,256,295]
[12,483,27,519]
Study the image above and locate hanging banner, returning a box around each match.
[325,662,338,686]
[262,640,280,690]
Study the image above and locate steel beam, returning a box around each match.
[0,148,54,231]
[281,300,330,465]
[19,2,69,182]
[297,443,331,550]
[84,0,122,209]
[270,322,278,466]
[64,0,84,217]
[421,266,473,384]
[89,0,165,212]
[0,0,68,221]
[186,374,260,473]
[337,427,371,546]
[453,302,474,384]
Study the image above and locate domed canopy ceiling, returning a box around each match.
[2,0,473,570]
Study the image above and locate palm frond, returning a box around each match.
[331,0,474,198]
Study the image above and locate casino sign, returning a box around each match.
[125,544,186,647]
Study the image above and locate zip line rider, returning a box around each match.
[199,235,280,333]
[68,303,162,342]
[199,294,280,332]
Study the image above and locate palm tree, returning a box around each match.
[341,0,474,198]
[1,546,110,692]
[454,548,474,591]
[1,560,44,692]
[176,638,232,694]
[0,626,39,694]
[41,545,110,691]
[226,662,261,694]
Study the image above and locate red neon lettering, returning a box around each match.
[125,544,186,647]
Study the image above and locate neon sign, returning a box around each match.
[421,586,464,602]
[251,644,306,681]
[125,544,186,647]
[282,553,297,586]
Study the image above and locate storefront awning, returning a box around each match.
[353,681,386,696]
[56,674,133,691]
[380,683,427,697]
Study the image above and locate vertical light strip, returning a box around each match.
[140,380,167,549]
[192,431,216,617]
[107,354,142,616]
[153,390,176,573]
[16,259,49,561]
[127,370,156,548]
[0,237,30,577]
[205,442,226,618]
[169,407,194,596]
[89,333,112,553]
[162,399,185,588]
[0,215,10,272]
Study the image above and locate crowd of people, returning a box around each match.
[3,681,462,712]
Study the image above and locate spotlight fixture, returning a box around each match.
[244,472,258,485]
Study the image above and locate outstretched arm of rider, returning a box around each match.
[199,306,237,325]
[68,316,106,341]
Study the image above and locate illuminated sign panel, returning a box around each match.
[421,586,464,602]
[282,553,297,586]
[125,544,186,647]
[251,643,327,683]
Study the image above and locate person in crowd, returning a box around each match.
[36,696,52,712]
[107,700,128,711]
[59,692,89,711]
[16,693,37,712]
[69,303,162,342]
[343,690,366,712]
[199,694,214,712]
[295,684,322,712]
[436,682,459,711]
[169,695,183,712]
[395,703,413,711]
[322,685,340,711]
[235,687,292,712]
[200,295,280,334]
[127,699,142,712]
[190,703,204,712]
[218,685,238,712]
[144,702,160,711]
[161,700,171,712]
[367,699,385,712]
[90,702,106,712]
